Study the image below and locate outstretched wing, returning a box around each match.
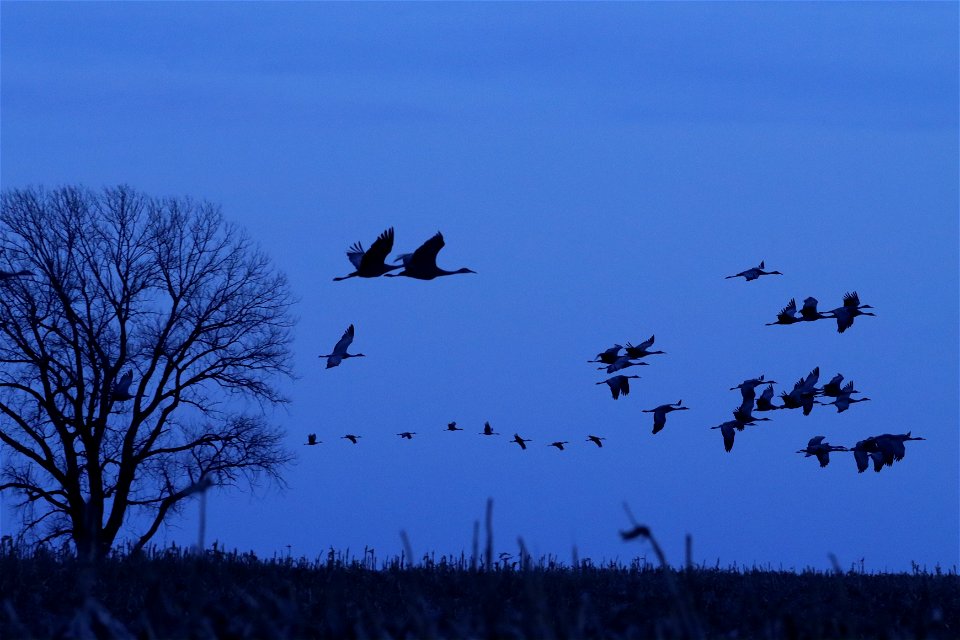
[843,291,861,309]
[635,335,655,351]
[721,423,735,452]
[834,307,854,333]
[608,378,622,399]
[777,298,798,320]
[407,232,445,271]
[800,297,820,319]
[651,409,666,434]
[808,435,826,447]
[360,227,395,270]
[345,242,366,269]
[332,324,355,355]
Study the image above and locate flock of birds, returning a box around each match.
[310,240,923,474]
[2,245,923,474]
[305,420,608,452]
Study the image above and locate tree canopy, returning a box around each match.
[0,185,296,558]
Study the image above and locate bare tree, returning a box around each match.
[0,185,296,560]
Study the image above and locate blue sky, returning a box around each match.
[2,2,957,571]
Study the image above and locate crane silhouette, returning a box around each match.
[732,405,772,426]
[642,400,689,434]
[871,432,925,470]
[445,421,463,432]
[799,297,832,322]
[319,324,366,369]
[588,345,623,365]
[826,291,875,333]
[586,435,606,447]
[397,432,416,439]
[766,298,802,326]
[623,335,665,359]
[110,371,135,402]
[711,420,742,452]
[599,356,649,374]
[779,367,822,415]
[849,434,923,473]
[305,433,321,446]
[597,374,641,400]
[511,433,532,450]
[796,436,847,467]
[480,422,500,436]
[711,406,771,453]
[730,375,775,406]
[725,260,782,281]
[333,227,402,280]
[549,441,569,450]
[821,373,846,397]
[386,232,475,280]
[754,384,781,412]
[341,434,362,444]
[823,381,869,413]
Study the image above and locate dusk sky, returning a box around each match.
[1,2,957,572]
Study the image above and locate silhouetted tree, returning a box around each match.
[0,185,295,560]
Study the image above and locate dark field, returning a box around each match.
[1,546,957,639]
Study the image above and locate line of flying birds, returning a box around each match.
[304,422,608,452]
[4,249,918,474]
[314,247,919,474]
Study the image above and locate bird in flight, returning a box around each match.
[754,384,781,412]
[598,356,649,374]
[480,422,500,436]
[796,436,847,467]
[549,441,569,451]
[588,345,623,365]
[642,400,689,434]
[596,374,641,400]
[711,420,741,452]
[799,297,832,322]
[319,324,366,369]
[511,433,532,450]
[623,335,666,359]
[111,370,136,402]
[821,374,847,397]
[725,260,782,281]
[386,232,475,280]
[397,432,416,439]
[766,298,802,326]
[712,407,770,452]
[586,435,606,447]
[730,375,775,406]
[825,291,875,333]
[779,367,822,415]
[445,421,463,432]
[333,227,401,281]
[822,381,870,413]
[731,404,772,427]
[341,434,362,444]
[869,432,925,470]
[305,433,321,446]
